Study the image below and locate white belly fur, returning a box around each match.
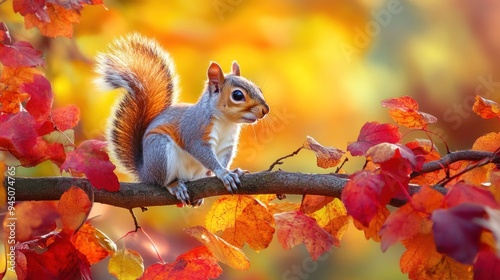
[164,117,239,184]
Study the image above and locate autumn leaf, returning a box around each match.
[400,233,473,280]
[23,75,53,121]
[303,135,344,168]
[309,198,350,241]
[141,246,222,280]
[347,122,401,156]
[380,186,444,252]
[71,223,116,264]
[60,139,119,191]
[473,96,500,120]
[490,169,500,203]
[0,112,65,166]
[472,132,500,152]
[341,170,389,227]
[12,0,46,17]
[184,226,250,271]
[274,211,338,261]
[10,201,59,242]
[16,236,91,280]
[300,195,334,214]
[474,247,500,280]
[381,96,437,129]
[109,249,144,280]
[24,3,81,38]
[353,206,390,242]
[57,186,92,233]
[444,182,497,209]
[432,203,486,264]
[474,206,500,257]
[0,23,45,67]
[206,195,275,251]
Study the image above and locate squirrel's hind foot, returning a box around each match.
[167,180,203,206]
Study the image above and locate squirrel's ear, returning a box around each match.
[231,61,240,76]
[208,62,225,93]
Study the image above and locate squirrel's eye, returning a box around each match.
[231,90,245,102]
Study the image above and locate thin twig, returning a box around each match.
[128,208,141,232]
[268,146,303,171]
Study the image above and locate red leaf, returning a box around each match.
[23,75,53,121]
[37,104,81,135]
[49,0,105,10]
[444,182,498,209]
[0,112,65,166]
[431,203,486,264]
[61,140,119,191]
[0,22,11,44]
[51,104,80,131]
[474,247,500,280]
[341,171,388,227]
[274,211,338,261]
[381,96,437,129]
[347,122,401,156]
[16,236,91,280]
[12,0,46,17]
[0,41,45,67]
[141,246,223,280]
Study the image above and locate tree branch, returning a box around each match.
[8,150,498,210]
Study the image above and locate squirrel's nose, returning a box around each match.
[261,104,269,116]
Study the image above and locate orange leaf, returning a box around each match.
[353,206,390,242]
[473,96,500,119]
[71,223,116,264]
[381,96,437,129]
[274,211,338,260]
[490,169,500,204]
[303,135,344,168]
[24,4,81,38]
[206,195,275,251]
[108,248,144,280]
[400,233,473,280]
[300,195,334,214]
[267,201,301,215]
[57,186,92,233]
[472,132,500,152]
[141,246,222,280]
[184,226,250,271]
[309,198,350,241]
[380,186,444,251]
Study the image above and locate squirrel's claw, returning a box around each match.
[167,180,204,206]
[216,169,241,194]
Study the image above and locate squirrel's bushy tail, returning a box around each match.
[95,33,178,177]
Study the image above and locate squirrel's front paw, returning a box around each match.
[167,180,203,206]
[215,169,242,194]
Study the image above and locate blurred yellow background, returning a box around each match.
[2,0,500,279]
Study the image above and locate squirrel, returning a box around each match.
[94,33,269,205]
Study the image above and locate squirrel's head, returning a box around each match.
[207,61,269,124]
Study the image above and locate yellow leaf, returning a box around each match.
[108,249,144,280]
[184,226,250,271]
[206,195,275,251]
[310,198,350,241]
